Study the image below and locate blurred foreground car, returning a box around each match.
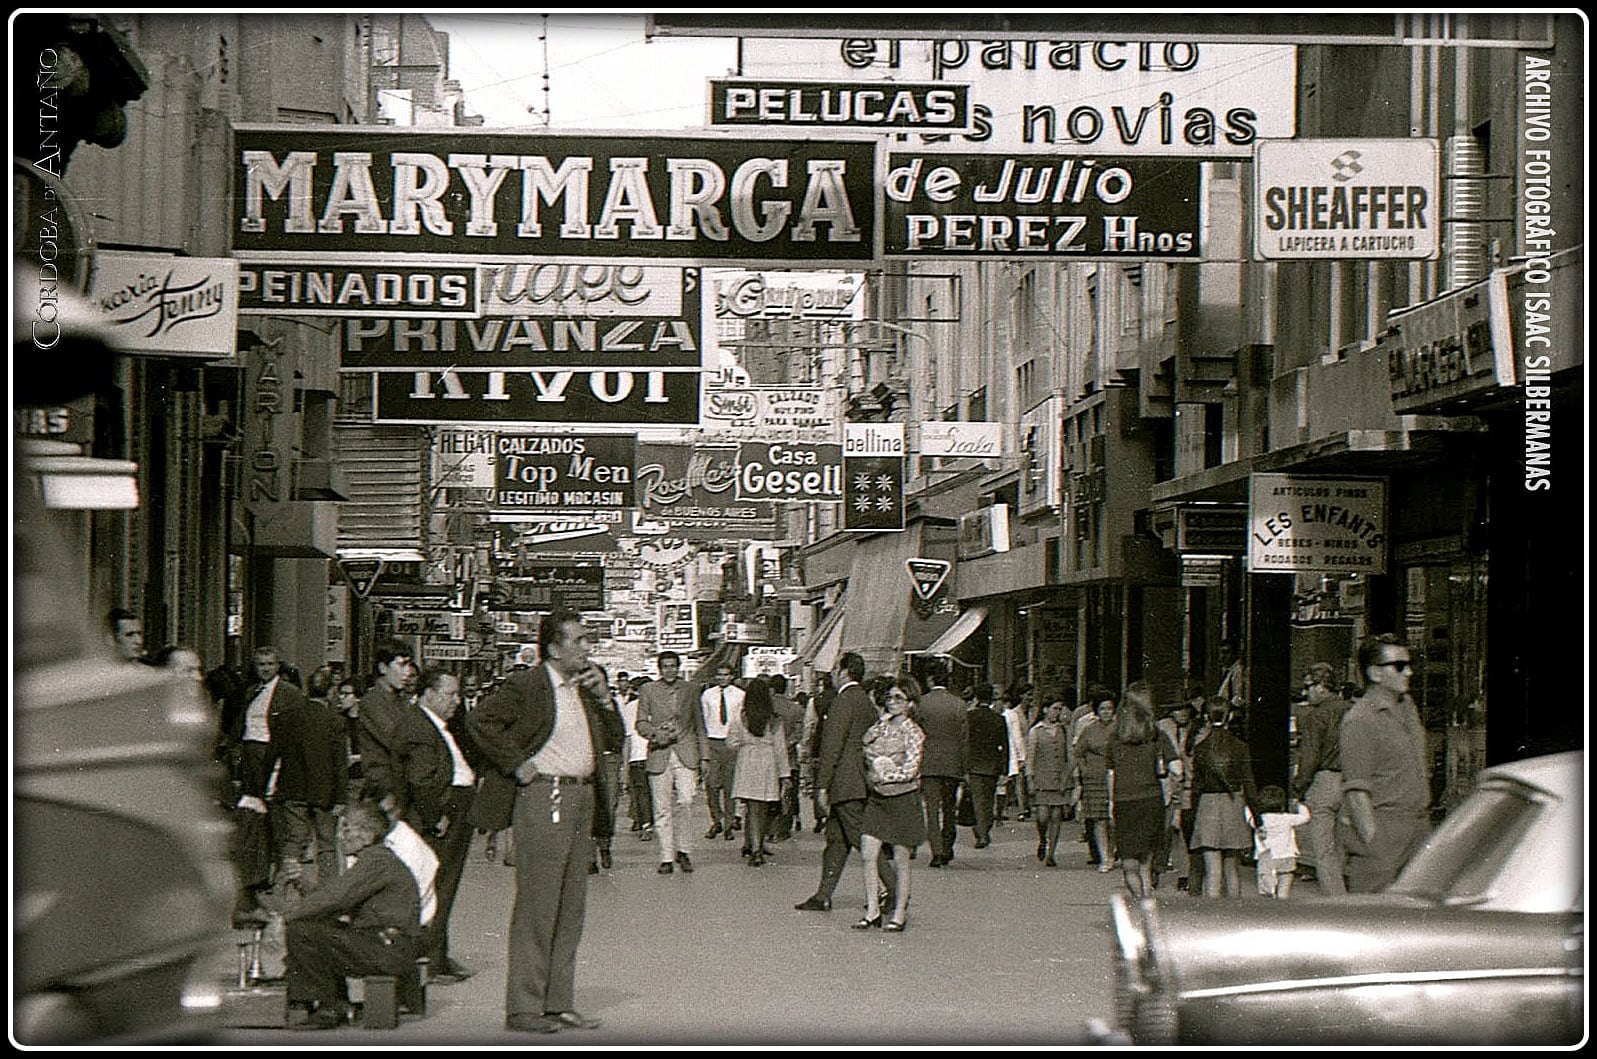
[1103,751,1583,1045]
[12,295,237,1044]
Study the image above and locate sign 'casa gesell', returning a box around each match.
[233,126,878,265]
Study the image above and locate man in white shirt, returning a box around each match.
[615,677,654,841]
[699,664,746,840]
[392,669,477,983]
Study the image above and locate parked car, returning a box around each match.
[1100,750,1583,1045]
[13,334,237,1042]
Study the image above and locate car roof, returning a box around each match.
[1479,750,1582,798]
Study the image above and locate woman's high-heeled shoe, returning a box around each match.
[852,914,882,930]
[883,916,907,932]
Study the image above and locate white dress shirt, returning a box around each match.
[527,663,595,777]
[700,682,745,740]
[420,705,475,787]
[242,676,278,742]
[383,820,440,927]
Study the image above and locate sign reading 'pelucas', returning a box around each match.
[232,126,877,264]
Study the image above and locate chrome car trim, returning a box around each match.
[1180,965,1581,1001]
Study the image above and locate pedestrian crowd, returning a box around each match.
[109,601,1432,1032]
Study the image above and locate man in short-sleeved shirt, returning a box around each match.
[1339,635,1430,893]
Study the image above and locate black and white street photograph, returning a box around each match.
[9,8,1587,1049]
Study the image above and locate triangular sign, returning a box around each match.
[904,558,951,602]
[339,557,385,599]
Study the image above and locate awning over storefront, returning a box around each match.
[917,605,989,657]
[795,599,847,673]
[28,454,140,510]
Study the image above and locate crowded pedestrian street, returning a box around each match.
[12,10,1585,1049]
[219,798,1127,1045]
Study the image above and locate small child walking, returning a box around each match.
[1249,785,1311,899]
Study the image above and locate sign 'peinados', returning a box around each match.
[232,126,878,263]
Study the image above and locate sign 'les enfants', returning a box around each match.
[232,126,878,264]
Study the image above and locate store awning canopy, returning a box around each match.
[916,605,989,657]
[29,455,140,510]
[795,599,847,673]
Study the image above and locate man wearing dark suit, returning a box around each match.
[914,659,969,867]
[965,683,1010,849]
[356,640,417,811]
[229,645,306,920]
[284,801,430,1030]
[795,651,896,912]
[274,666,350,891]
[466,611,625,1035]
[392,668,478,983]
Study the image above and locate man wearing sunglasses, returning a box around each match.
[1338,634,1430,893]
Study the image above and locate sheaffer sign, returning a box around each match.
[1247,473,1387,574]
[1253,138,1440,260]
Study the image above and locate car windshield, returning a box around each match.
[1388,783,1540,904]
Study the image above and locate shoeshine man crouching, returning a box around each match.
[632,650,708,875]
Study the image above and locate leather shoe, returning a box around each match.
[703,825,722,839]
[928,854,945,868]
[722,828,737,841]
[294,1003,349,1030]
[545,1010,601,1030]
[657,861,675,874]
[599,847,612,870]
[505,1013,562,1034]
[432,960,475,984]
[793,895,832,911]
[676,851,694,873]
[974,839,990,849]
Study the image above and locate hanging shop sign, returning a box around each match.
[432,427,498,489]
[1176,504,1247,554]
[496,564,606,612]
[491,432,635,512]
[737,38,1296,156]
[698,385,842,440]
[424,641,471,661]
[919,420,1001,458]
[657,601,701,653]
[635,442,781,539]
[370,368,700,427]
[842,422,905,531]
[338,557,385,598]
[1181,556,1226,588]
[710,78,974,133]
[232,126,878,265]
[393,610,467,639]
[85,251,239,357]
[709,268,865,321]
[15,393,95,445]
[883,152,1202,259]
[957,503,1011,559]
[1252,138,1440,261]
[238,262,480,317]
[735,441,844,502]
[1247,473,1388,575]
[480,262,687,317]
[904,557,952,601]
[509,518,621,553]
[1383,267,1519,414]
[743,646,798,678]
[339,309,701,373]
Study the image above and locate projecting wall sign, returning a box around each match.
[1252,138,1440,261]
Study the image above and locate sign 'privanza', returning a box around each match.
[884,152,1202,258]
[233,126,878,263]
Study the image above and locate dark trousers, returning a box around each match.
[506,780,593,1018]
[920,774,961,860]
[424,786,476,968]
[814,797,896,903]
[276,801,341,888]
[285,919,419,1010]
[770,747,801,838]
[626,761,654,829]
[704,739,737,828]
[1342,809,1430,893]
[967,772,999,843]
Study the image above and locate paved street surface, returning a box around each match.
[215,800,1129,1046]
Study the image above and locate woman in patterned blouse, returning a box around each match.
[857,675,927,932]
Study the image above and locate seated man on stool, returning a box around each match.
[284,800,439,1029]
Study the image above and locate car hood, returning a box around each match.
[1146,897,1580,996]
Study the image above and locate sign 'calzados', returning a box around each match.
[233,126,878,264]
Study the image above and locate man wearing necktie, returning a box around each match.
[699,665,746,840]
